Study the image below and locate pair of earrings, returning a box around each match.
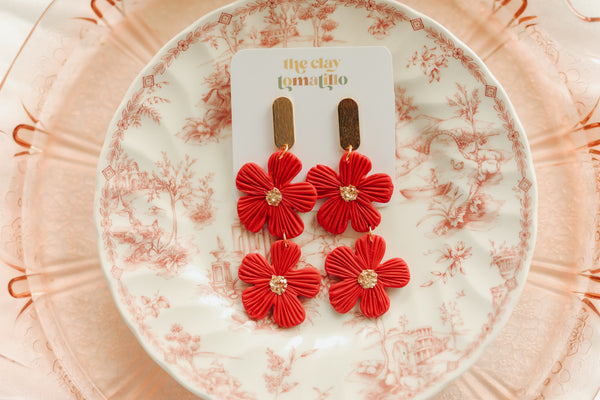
[235,97,410,328]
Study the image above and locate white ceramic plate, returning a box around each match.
[95,1,537,399]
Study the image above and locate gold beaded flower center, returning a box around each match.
[340,185,359,202]
[358,269,378,289]
[265,188,282,206]
[270,275,288,295]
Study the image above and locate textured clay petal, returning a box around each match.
[354,234,386,270]
[306,164,342,199]
[242,285,276,320]
[349,199,382,233]
[236,162,273,195]
[329,279,363,314]
[273,293,306,328]
[317,197,350,235]
[358,173,394,204]
[237,195,269,233]
[238,252,274,284]
[360,285,390,318]
[339,151,372,186]
[270,240,301,275]
[325,245,364,279]
[268,150,302,187]
[268,202,304,239]
[286,267,321,298]
[376,258,410,288]
[280,182,317,213]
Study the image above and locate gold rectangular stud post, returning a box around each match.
[338,98,360,151]
[273,97,295,149]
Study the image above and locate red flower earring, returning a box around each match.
[309,98,410,318]
[325,233,409,318]
[236,98,317,239]
[307,99,394,234]
[236,97,321,328]
[238,240,321,328]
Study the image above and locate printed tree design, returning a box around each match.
[447,83,482,152]
[176,13,250,145]
[407,45,448,83]
[115,81,170,132]
[440,301,464,350]
[399,83,504,237]
[345,312,449,397]
[346,313,396,389]
[112,152,215,275]
[421,186,466,236]
[422,241,473,287]
[177,63,231,145]
[201,361,257,400]
[148,152,197,246]
[350,315,394,375]
[264,3,301,48]
[264,347,317,398]
[110,153,145,207]
[298,2,338,47]
[117,282,165,350]
[367,10,396,39]
[313,387,333,400]
[214,17,246,55]
[165,324,203,371]
[190,173,215,227]
[446,83,501,180]
[141,292,170,318]
[395,86,417,124]
[164,325,256,399]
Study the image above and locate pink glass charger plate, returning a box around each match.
[94,1,537,399]
[1,0,599,399]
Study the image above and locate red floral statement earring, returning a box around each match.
[307,98,410,318]
[236,97,321,328]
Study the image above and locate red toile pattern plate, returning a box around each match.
[94,1,537,399]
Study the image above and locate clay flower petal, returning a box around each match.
[238,252,274,284]
[354,234,386,270]
[376,258,410,288]
[286,268,321,298]
[317,196,350,235]
[339,150,372,185]
[306,164,342,199]
[268,150,302,187]
[357,173,394,203]
[280,182,317,213]
[349,200,382,233]
[238,240,321,328]
[329,279,363,314]
[306,151,393,234]
[236,150,317,239]
[268,202,305,239]
[242,285,277,320]
[273,294,306,328]
[237,195,269,233]
[236,162,273,195]
[271,240,301,275]
[324,234,410,318]
[360,284,390,318]
[324,245,364,279]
